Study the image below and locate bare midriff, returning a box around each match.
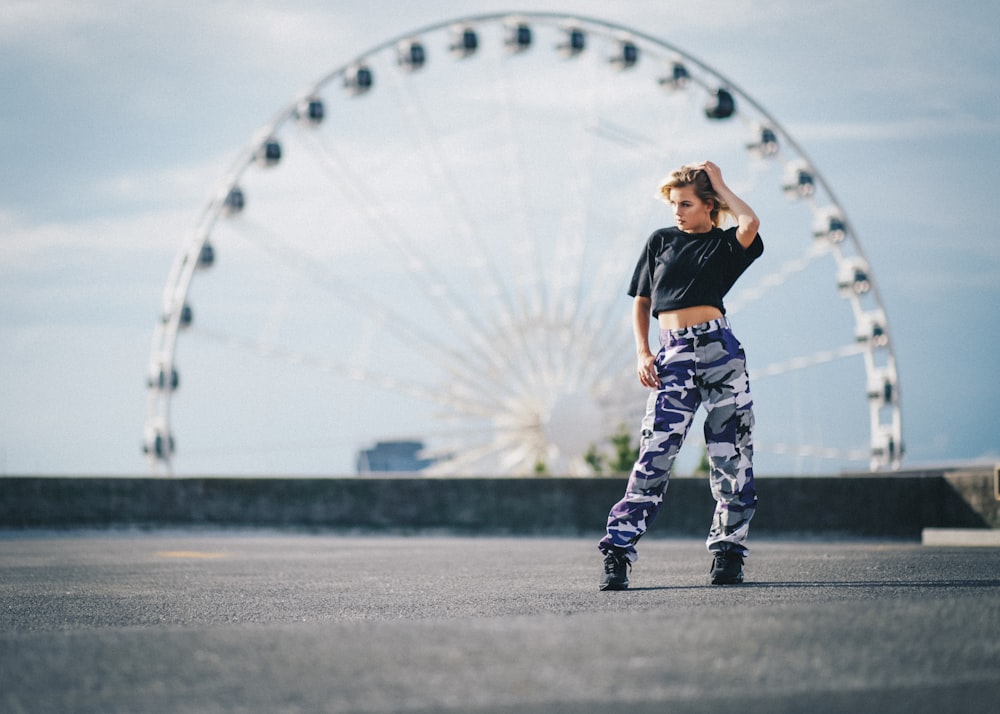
[656,305,724,330]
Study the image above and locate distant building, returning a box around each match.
[356,440,435,474]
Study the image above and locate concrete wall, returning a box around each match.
[1,468,996,537]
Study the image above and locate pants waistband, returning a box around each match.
[659,316,730,340]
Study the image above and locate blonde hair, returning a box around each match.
[657,163,732,227]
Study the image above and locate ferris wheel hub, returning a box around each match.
[544,391,604,460]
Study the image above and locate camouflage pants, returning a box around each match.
[599,317,757,561]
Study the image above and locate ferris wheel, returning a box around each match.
[144,12,903,476]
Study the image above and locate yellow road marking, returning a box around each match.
[155,550,227,559]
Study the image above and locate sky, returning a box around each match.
[1,0,998,477]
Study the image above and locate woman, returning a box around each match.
[599,161,763,589]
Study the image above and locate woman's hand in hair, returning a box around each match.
[698,161,760,248]
[698,161,725,189]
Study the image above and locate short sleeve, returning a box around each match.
[718,230,763,297]
[628,232,662,297]
[740,232,764,262]
[627,246,651,298]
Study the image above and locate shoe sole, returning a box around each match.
[599,580,629,591]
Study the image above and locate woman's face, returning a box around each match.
[668,185,714,234]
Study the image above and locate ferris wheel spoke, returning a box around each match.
[423,438,504,476]
[222,214,509,396]
[227,217,539,417]
[572,205,656,372]
[291,128,511,378]
[377,64,560,390]
[186,324,511,419]
[754,441,870,462]
[421,419,531,474]
[749,342,868,380]
[550,115,653,366]
[726,240,832,315]
[547,50,603,330]
[382,68,523,329]
[491,43,549,321]
[574,95,703,365]
[681,428,870,464]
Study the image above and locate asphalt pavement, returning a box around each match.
[2,531,999,713]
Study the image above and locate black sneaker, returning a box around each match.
[709,548,744,585]
[600,549,630,591]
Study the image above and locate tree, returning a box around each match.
[609,423,639,474]
[694,446,710,476]
[584,443,605,474]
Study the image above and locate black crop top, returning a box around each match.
[627,226,763,316]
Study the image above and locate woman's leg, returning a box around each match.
[599,337,700,561]
[696,326,757,555]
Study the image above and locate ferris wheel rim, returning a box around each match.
[144,11,903,474]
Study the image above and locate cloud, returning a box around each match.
[788,114,1000,143]
[0,0,102,59]
[0,206,188,265]
[90,155,235,212]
